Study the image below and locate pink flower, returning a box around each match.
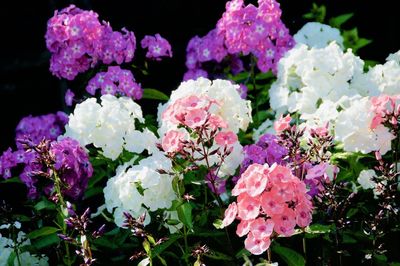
[237,193,260,220]
[231,176,247,196]
[242,164,269,197]
[260,191,284,215]
[215,131,238,146]
[250,217,274,239]
[272,207,296,236]
[208,114,228,130]
[295,203,312,228]
[269,163,294,183]
[274,114,291,133]
[141,33,172,60]
[183,109,208,128]
[236,219,252,237]
[161,130,186,153]
[222,202,238,228]
[244,232,271,255]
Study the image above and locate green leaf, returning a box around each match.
[1,176,22,184]
[34,199,56,211]
[205,250,234,261]
[32,234,60,250]
[329,13,354,28]
[177,203,193,229]
[305,223,332,234]
[142,88,169,101]
[84,187,104,199]
[143,239,151,254]
[272,245,305,266]
[28,227,59,239]
[235,248,251,259]
[152,234,182,258]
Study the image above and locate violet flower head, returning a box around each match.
[205,171,227,195]
[50,137,93,200]
[46,4,136,80]
[86,65,142,99]
[65,89,75,107]
[141,34,172,60]
[183,68,208,81]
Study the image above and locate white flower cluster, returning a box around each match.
[64,95,157,160]
[103,152,177,228]
[269,38,400,154]
[0,223,48,266]
[357,169,387,198]
[157,78,252,136]
[294,22,344,49]
[335,97,395,154]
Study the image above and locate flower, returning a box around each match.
[274,114,291,133]
[161,130,186,153]
[357,169,377,190]
[65,89,75,107]
[221,202,238,227]
[294,22,344,49]
[215,131,238,146]
[141,34,172,60]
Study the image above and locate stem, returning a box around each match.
[11,226,22,266]
[52,168,72,266]
[183,225,189,265]
[302,236,307,263]
[267,248,272,263]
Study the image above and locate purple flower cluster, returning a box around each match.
[86,66,143,99]
[15,112,68,148]
[46,5,136,80]
[50,137,93,200]
[141,34,172,60]
[241,133,288,173]
[0,112,68,198]
[184,0,294,79]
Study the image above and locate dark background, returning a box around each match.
[1,0,399,152]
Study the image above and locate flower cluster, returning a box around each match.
[46,5,136,80]
[158,78,251,177]
[86,66,143,99]
[294,22,343,48]
[50,137,93,200]
[141,34,172,60]
[222,163,313,255]
[0,223,49,266]
[184,0,294,79]
[64,95,157,160]
[103,152,177,227]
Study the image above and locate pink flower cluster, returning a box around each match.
[161,95,238,153]
[86,66,142,99]
[183,0,294,79]
[370,95,400,130]
[46,5,136,80]
[141,34,172,60]
[222,163,313,255]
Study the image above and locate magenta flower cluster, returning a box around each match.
[141,34,172,60]
[86,66,143,99]
[50,137,93,200]
[46,5,136,80]
[184,0,294,80]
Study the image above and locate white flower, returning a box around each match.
[294,22,344,49]
[335,97,395,154]
[157,78,252,136]
[252,119,274,142]
[103,152,178,227]
[64,95,149,160]
[357,169,377,190]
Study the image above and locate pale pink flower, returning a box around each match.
[237,193,260,220]
[243,165,268,197]
[260,191,284,215]
[250,217,274,239]
[244,232,271,255]
[208,114,228,130]
[231,176,247,196]
[269,163,294,183]
[295,203,312,228]
[274,114,291,133]
[215,131,238,146]
[222,202,238,227]
[272,207,296,236]
[236,219,252,237]
[183,109,208,128]
[161,130,186,153]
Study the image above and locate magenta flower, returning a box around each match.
[141,34,172,60]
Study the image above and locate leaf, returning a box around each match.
[142,88,169,101]
[1,176,22,184]
[305,223,332,235]
[143,239,151,254]
[205,250,234,261]
[152,234,182,258]
[84,187,104,199]
[32,234,60,250]
[34,199,56,211]
[329,13,354,28]
[28,227,59,239]
[177,203,193,229]
[272,245,305,266]
[235,248,251,259]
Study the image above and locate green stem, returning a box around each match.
[303,235,307,263]
[52,168,72,266]
[11,226,22,266]
[183,225,189,265]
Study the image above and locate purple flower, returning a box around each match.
[141,34,172,60]
[85,65,142,99]
[183,68,208,81]
[50,137,93,200]
[65,89,75,107]
[205,171,226,195]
